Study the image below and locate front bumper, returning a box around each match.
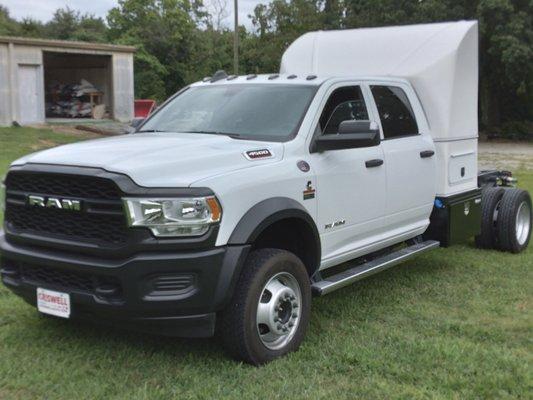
[0,231,250,337]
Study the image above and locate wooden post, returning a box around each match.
[233,0,239,75]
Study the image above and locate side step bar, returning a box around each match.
[312,240,440,296]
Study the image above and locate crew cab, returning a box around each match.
[1,21,531,365]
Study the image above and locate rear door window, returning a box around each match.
[370,85,418,139]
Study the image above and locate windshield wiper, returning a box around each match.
[188,130,242,138]
[136,129,169,133]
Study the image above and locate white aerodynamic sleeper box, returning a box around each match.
[280,20,479,196]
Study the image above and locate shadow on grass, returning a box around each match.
[33,314,226,360]
[8,248,463,364]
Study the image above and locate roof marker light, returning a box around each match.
[210,70,228,82]
[306,75,317,80]
[227,75,238,80]
[246,74,257,80]
[268,74,279,80]
[287,74,297,79]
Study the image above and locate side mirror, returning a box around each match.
[338,120,379,135]
[130,118,145,130]
[311,120,380,153]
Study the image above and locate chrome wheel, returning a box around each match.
[256,272,301,350]
[516,200,531,246]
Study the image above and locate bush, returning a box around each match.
[499,121,533,141]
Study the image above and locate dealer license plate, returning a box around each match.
[37,288,71,318]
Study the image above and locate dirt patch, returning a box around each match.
[28,123,101,138]
[50,124,99,136]
[478,141,533,171]
[30,139,59,150]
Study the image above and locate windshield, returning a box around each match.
[140,84,317,141]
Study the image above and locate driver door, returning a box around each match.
[309,84,386,268]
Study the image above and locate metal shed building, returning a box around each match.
[0,36,135,126]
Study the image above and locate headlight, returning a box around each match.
[123,196,222,237]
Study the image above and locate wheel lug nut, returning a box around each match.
[292,313,297,318]
[277,324,282,330]
[292,304,298,308]
[288,322,294,327]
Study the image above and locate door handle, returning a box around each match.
[420,150,435,158]
[365,159,384,168]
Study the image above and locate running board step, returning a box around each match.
[312,240,440,296]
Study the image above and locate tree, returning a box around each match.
[107,0,206,99]
[246,0,323,72]
[476,0,532,132]
[45,7,79,40]
[206,0,229,30]
[72,14,108,42]
[44,7,107,42]
[0,5,20,36]
[18,18,46,38]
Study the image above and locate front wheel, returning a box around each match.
[219,249,311,365]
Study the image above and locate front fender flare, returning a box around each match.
[227,197,321,268]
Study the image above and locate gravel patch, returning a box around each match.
[478,141,533,171]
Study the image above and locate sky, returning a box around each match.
[1,0,263,29]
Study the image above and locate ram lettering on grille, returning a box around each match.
[28,195,81,211]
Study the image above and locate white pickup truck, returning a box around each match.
[1,21,531,365]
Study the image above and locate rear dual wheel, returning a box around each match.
[477,187,532,253]
[497,188,532,253]
[475,187,505,249]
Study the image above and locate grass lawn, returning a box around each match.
[0,126,531,399]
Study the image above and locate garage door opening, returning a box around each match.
[43,52,113,120]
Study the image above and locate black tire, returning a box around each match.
[475,187,505,249]
[497,188,532,253]
[219,248,311,365]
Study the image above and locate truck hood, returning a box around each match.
[12,133,283,187]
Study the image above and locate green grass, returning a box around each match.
[0,127,532,399]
